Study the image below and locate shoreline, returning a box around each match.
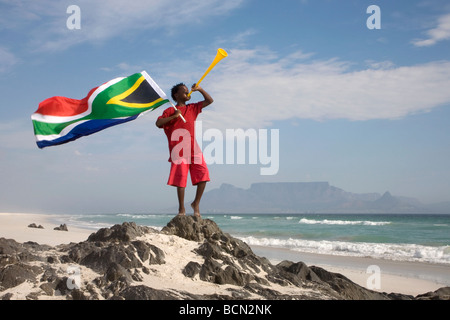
[250,244,450,296]
[0,212,448,297]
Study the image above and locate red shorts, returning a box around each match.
[167,154,210,188]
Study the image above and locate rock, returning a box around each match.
[0,237,22,255]
[276,260,322,285]
[416,287,450,300]
[105,262,132,283]
[39,282,55,296]
[182,261,202,278]
[71,289,88,300]
[65,241,143,272]
[148,244,165,265]
[40,267,58,283]
[162,215,221,242]
[54,224,68,231]
[28,223,44,229]
[54,277,71,295]
[132,240,165,265]
[0,238,49,269]
[309,265,390,300]
[120,285,189,300]
[88,222,155,242]
[131,240,150,262]
[0,263,42,290]
[200,257,252,286]
[1,293,13,300]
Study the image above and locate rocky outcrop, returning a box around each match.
[0,217,448,300]
[162,216,391,300]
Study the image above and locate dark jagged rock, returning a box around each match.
[182,261,202,278]
[120,285,193,300]
[276,260,322,285]
[309,265,392,300]
[416,287,450,300]
[105,262,133,283]
[0,264,42,291]
[162,215,218,242]
[0,219,448,300]
[54,224,68,231]
[62,239,143,274]
[28,223,44,229]
[148,244,165,265]
[87,222,155,242]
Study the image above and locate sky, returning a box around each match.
[1,0,450,214]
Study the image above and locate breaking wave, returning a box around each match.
[298,218,391,226]
[239,236,450,265]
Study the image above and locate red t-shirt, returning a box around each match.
[158,101,203,163]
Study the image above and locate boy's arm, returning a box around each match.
[155,109,181,128]
[192,84,213,108]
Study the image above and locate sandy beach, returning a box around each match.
[0,212,91,246]
[0,212,448,298]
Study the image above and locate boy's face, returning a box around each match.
[175,85,190,103]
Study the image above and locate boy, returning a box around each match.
[156,83,213,217]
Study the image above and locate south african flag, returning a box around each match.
[31,71,169,149]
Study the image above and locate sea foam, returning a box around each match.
[239,236,450,265]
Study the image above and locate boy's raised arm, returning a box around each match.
[192,84,213,108]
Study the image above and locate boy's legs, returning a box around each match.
[190,154,210,217]
[168,162,189,216]
[177,187,186,215]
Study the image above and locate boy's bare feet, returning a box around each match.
[191,203,201,217]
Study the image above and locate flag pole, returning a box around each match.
[170,101,186,123]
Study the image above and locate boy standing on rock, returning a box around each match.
[156,83,213,218]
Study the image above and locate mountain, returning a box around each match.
[198,182,439,214]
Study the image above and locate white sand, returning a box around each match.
[0,212,92,246]
[0,212,448,298]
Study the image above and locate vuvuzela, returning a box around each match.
[188,48,228,97]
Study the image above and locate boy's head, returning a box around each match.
[171,83,189,102]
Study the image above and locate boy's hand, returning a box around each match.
[191,83,201,92]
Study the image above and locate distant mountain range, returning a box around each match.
[196,182,450,214]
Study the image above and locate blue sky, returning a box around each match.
[1,0,450,214]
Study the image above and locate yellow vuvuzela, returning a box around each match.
[188,48,228,97]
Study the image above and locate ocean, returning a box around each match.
[57,213,450,265]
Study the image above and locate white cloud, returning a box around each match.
[198,48,450,130]
[412,13,450,47]
[100,62,144,75]
[4,0,245,52]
